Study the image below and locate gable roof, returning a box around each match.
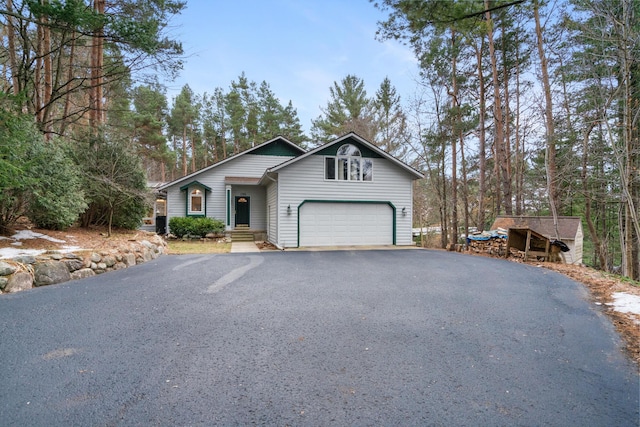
[491,216,582,240]
[179,180,211,192]
[158,136,305,190]
[264,132,424,179]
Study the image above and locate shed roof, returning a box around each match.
[491,216,581,241]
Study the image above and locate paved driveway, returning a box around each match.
[0,250,638,426]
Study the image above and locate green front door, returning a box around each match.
[235,196,250,227]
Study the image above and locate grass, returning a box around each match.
[603,271,640,288]
[167,239,231,255]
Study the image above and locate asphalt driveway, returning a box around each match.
[0,250,638,426]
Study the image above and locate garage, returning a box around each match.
[299,202,393,247]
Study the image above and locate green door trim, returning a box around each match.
[296,200,396,247]
[226,188,231,227]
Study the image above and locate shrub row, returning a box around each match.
[168,217,225,238]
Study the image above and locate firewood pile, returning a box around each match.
[467,229,508,257]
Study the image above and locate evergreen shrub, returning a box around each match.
[169,217,224,238]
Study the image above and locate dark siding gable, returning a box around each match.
[248,138,304,157]
[313,137,383,158]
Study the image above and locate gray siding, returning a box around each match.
[232,185,266,229]
[164,155,294,232]
[266,180,278,244]
[276,154,415,247]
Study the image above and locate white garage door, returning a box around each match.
[299,202,393,246]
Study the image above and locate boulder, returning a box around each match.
[140,240,155,250]
[123,253,136,267]
[102,255,116,268]
[13,255,36,264]
[64,259,85,272]
[70,268,95,281]
[0,277,8,290]
[34,261,71,286]
[5,272,33,293]
[90,253,101,263]
[142,248,153,262]
[0,261,16,276]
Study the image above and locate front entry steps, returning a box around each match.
[229,226,266,242]
[231,231,255,242]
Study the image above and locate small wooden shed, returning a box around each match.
[490,216,584,265]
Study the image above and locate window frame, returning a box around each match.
[188,187,205,216]
[324,144,373,182]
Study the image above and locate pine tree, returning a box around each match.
[311,74,376,143]
[374,77,408,158]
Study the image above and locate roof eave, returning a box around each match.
[158,136,305,190]
[268,132,424,179]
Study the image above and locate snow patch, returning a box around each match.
[0,248,46,259]
[609,292,640,315]
[0,229,75,259]
[11,230,66,243]
[61,245,84,252]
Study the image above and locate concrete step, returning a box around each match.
[231,232,255,242]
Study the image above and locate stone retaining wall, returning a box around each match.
[0,235,166,294]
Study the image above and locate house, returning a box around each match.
[159,133,424,248]
[490,216,584,264]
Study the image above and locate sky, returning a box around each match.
[163,0,421,134]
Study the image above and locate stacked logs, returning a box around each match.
[467,229,508,257]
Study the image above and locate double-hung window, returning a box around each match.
[325,144,373,181]
[180,181,210,217]
[189,188,203,215]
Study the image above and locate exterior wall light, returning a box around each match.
[287,205,291,215]
[402,207,407,216]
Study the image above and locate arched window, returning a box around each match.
[325,144,373,181]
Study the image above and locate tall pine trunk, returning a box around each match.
[5,0,20,95]
[450,28,459,247]
[90,0,105,130]
[534,0,559,238]
[474,38,487,231]
[485,0,511,215]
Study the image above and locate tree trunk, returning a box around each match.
[474,39,487,231]
[450,28,459,246]
[90,0,105,130]
[514,39,524,215]
[534,0,559,238]
[41,0,52,139]
[5,0,20,96]
[485,0,511,215]
[581,123,607,270]
[182,126,188,176]
[60,30,76,136]
[190,123,196,172]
